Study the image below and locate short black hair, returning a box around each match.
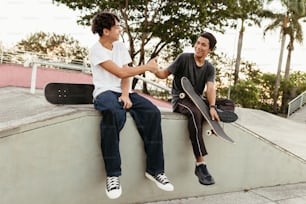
[200,32,217,50]
[91,11,120,37]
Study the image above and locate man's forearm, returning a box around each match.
[206,82,216,107]
[121,78,131,97]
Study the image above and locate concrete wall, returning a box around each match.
[1,109,306,204]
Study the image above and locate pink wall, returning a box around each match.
[0,64,92,88]
[0,63,171,108]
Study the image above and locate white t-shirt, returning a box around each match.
[89,41,132,98]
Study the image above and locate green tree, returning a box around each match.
[281,3,306,113]
[15,31,88,64]
[264,0,306,113]
[280,70,306,108]
[52,0,250,92]
[257,73,277,112]
[225,0,265,85]
[52,0,233,58]
[288,71,306,94]
[230,80,260,108]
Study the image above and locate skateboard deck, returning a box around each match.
[180,77,234,143]
[44,83,94,104]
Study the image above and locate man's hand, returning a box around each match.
[209,107,220,122]
[146,57,159,74]
[118,95,133,109]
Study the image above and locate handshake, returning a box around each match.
[145,56,160,74]
[143,56,169,79]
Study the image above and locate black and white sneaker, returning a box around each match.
[145,172,174,191]
[105,176,122,199]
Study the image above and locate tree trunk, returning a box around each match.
[233,19,244,85]
[272,33,286,113]
[273,15,288,113]
[280,38,294,114]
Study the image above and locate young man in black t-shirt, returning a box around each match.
[155,32,219,185]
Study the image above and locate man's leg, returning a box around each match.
[176,98,207,157]
[128,93,173,191]
[175,97,215,185]
[94,91,126,199]
[128,93,164,174]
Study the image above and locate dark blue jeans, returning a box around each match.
[94,91,165,177]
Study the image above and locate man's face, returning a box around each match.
[108,20,122,41]
[194,36,211,58]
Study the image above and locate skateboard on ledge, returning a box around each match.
[180,77,235,143]
[44,83,94,105]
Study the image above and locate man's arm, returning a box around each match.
[99,57,158,79]
[119,65,132,109]
[206,81,220,121]
[155,68,171,79]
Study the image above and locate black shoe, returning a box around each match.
[216,108,238,123]
[195,164,215,185]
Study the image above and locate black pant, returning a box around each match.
[175,97,208,158]
[94,91,165,177]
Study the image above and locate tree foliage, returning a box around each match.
[49,0,306,115]
[15,31,88,64]
[52,0,250,62]
[223,0,265,85]
[52,0,269,92]
[264,0,306,113]
[218,59,306,114]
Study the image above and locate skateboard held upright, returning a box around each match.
[44,83,94,105]
[180,77,235,143]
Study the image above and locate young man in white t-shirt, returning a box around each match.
[89,11,173,200]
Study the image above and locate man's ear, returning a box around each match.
[103,28,110,36]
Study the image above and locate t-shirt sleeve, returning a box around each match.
[207,63,216,82]
[89,43,111,67]
[167,53,184,75]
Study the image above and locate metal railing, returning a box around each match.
[28,59,89,93]
[1,49,171,94]
[287,91,306,117]
[1,49,87,65]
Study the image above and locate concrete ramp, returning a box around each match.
[234,107,306,161]
[1,90,306,204]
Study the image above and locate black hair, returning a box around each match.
[91,11,120,37]
[200,32,217,50]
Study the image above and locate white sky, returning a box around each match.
[0,0,305,73]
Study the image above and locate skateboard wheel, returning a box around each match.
[179,93,185,99]
[206,130,212,136]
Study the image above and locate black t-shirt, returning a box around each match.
[167,52,215,109]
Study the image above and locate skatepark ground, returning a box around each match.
[1,63,306,204]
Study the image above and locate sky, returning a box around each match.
[0,0,305,74]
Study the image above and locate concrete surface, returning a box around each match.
[146,182,306,204]
[234,108,306,161]
[289,105,306,124]
[1,87,306,204]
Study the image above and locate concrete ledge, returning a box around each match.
[1,106,306,204]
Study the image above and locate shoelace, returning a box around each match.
[106,177,120,191]
[154,174,170,184]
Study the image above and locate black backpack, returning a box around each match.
[203,97,236,112]
[215,98,235,112]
